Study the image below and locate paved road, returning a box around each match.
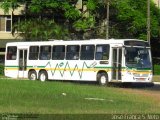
[110,82,160,91]
[145,83,160,91]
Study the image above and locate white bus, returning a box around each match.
[4,39,153,85]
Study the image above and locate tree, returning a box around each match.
[0,0,101,40]
[1,0,160,41]
[109,0,160,41]
[1,0,77,40]
[14,19,69,41]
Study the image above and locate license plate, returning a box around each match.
[138,78,145,81]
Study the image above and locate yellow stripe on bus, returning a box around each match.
[5,68,18,70]
[5,67,152,75]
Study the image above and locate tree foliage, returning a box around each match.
[110,0,160,40]
[0,0,160,41]
[14,19,68,41]
[1,0,100,40]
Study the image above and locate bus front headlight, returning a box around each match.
[127,71,132,75]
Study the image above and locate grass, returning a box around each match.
[154,65,160,75]
[152,65,160,82]
[0,79,160,115]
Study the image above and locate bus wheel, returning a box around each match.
[39,71,48,82]
[28,70,37,80]
[97,73,108,86]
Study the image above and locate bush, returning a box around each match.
[0,64,4,75]
[153,65,160,75]
[153,57,160,65]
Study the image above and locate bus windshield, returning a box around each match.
[125,47,152,69]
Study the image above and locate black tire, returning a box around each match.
[97,72,108,86]
[28,70,37,80]
[38,71,48,82]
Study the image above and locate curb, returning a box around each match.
[154,82,160,85]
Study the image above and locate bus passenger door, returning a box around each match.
[18,49,27,78]
[112,47,122,80]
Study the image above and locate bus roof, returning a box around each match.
[6,39,148,46]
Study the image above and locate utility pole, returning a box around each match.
[147,0,150,45]
[106,0,109,40]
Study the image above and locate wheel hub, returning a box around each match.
[100,76,106,84]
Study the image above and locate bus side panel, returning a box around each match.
[107,71,112,82]
[42,60,66,80]
[5,60,19,78]
[64,60,97,81]
[46,60,97,81]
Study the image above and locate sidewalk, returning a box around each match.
[153,75,160,85]
[154,82,160,85]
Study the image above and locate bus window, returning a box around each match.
[66,45,79,60]
[52,45,65,60]
[29,46,39,60]
[95,45,109,60]
[80,45,95,60]
[6,46,17,60]
[39,46,51,60]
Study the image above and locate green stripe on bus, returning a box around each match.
[95,67,112,69]
[127,67,152,70]
[27,66,45,68]
[5,66,18,68]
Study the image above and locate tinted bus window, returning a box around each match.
[52,45,65,60]
[39,46,51,60]
[66,45,79,60]
[80,45,95,60]
[29,46,39,60]
[6,46,17,60]
[95,45,110,60]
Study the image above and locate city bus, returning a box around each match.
[4,39,153,85]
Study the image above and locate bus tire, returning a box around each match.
[38,71,48,82]
[28,70,37,80]
[97,72,108,86]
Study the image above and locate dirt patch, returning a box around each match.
[118,86,160,102]
[153,75,160,82]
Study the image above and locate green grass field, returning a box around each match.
[0,79,160,114]
[154,65,160,75]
